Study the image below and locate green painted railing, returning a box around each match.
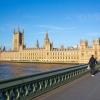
[0,64,88,100]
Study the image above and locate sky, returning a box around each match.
[0,0,100,49]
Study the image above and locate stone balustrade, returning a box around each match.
[0,64,88,100]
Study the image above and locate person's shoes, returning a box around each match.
[91,75,95,77]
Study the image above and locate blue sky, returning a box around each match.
[0,0,100,49]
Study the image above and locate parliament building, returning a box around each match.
[0,29,100,64]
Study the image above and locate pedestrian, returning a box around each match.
[88,55,97,76]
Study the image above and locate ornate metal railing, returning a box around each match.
[0,64,88,100]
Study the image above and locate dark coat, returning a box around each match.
[88,56,97,68]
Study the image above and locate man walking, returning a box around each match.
[88,55,97,76]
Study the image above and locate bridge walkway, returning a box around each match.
[34,70,100,100]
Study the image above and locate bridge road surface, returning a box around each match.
[34,71,100,100]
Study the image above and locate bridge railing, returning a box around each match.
[0,64,88,100]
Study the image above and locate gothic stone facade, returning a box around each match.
[0,30,100,64]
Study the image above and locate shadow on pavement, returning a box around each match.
[94,69,100,75]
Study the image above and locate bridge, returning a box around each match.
[0,64,100,100]
[34,68,100,100]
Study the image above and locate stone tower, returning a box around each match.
[93,38,100,59]
[44,32,52,50]
[79,40,88,49]
[93,38,100,49]
[79,40,88,63]
[13,28,24,51]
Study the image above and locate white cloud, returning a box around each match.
[33,25,76,32]
[66,13,100,21]
[77,13,100,21]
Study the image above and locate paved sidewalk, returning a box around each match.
[34,71,100,100]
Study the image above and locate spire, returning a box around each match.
[44,32,50,44]
[45,32,50,43]
[13,28,15,34]
[35,40,39,48]
[18,26,20,32]
[0,45,1,50]
[3,46,6,51]
[43,32,51,50]
[23,29,24,33]
[45,32,49,40]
